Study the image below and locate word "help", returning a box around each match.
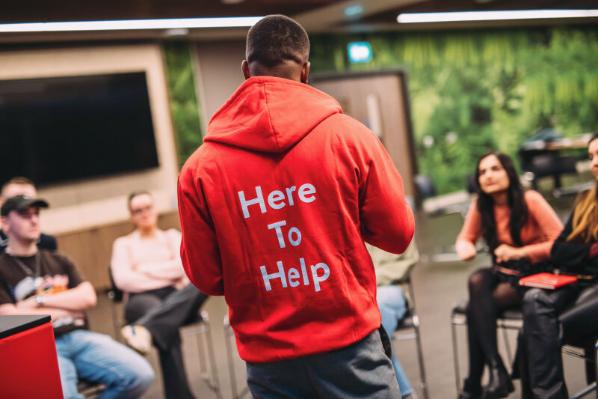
[260,257,330,292]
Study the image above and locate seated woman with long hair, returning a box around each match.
[455,151,563,399]
[521,133,598,399]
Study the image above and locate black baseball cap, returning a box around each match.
[1,195,49,217]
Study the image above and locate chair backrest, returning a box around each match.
[107,266,124,303]
[390,260,418,318]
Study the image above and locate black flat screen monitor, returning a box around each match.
[0,72,159,187]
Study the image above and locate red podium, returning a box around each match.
[0,315,63,398]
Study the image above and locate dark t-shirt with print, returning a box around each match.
[0,250,87,335]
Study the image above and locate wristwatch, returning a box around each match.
[35,295,46,307]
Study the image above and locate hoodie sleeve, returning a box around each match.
[355,124,415,254]
[177,165,224,296]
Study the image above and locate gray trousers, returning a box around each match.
[246,329,401,399]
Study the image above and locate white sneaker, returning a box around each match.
[121,325,152,355]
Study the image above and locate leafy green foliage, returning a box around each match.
[163,43,203,168]
[311,26,598,193]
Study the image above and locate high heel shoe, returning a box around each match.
[482,360,514,399]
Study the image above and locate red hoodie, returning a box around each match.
[178,76,414,362]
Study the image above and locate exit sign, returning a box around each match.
[347,41,373,63]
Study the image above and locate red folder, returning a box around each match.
[519,273,578,289]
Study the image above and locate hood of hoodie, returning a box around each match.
[205,76,342,154]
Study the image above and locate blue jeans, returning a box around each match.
[55,329,154,399]
[378,285,413,397]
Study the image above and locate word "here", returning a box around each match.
[238,183,316,219]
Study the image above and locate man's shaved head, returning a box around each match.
[246,15,309,67]
[243,15,311,82]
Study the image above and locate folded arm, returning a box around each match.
[111,239,175,292]
[0,303,73,320]
[138,259,185,280]
[0,281,96,318]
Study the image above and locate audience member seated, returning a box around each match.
[0,177,56,252]
[111,191,208,399]
[369,241,420,399]
[0,195,154,399]
[455,151,562,399]
[520,133,598,399]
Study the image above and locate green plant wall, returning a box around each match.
[164,43,203,168]
[311,26,598,194]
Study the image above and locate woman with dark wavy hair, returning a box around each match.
[455,151,563,399]
[520,133,598,399]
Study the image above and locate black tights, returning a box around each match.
[465,267,523,389]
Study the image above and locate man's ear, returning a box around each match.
[242,60,251,80]
[1,216,9,235]
[301,61,311,84]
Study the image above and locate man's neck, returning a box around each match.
[249,60,305,82]
[6,240,38,256]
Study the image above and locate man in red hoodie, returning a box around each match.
[178,15,414,398]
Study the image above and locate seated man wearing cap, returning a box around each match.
[0,195,154,399]
[0,176,57,252]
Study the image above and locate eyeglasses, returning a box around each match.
[130,204,153,216]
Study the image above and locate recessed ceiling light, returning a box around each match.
[397,9,598,23]
[0,17,263,33]
[163,28,189,37]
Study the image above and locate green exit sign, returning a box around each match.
[347,41,373,64]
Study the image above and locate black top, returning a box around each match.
[551,210,598,276]
[0,314,50,339]
[0,230,57,253]
[0,250,86,336]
